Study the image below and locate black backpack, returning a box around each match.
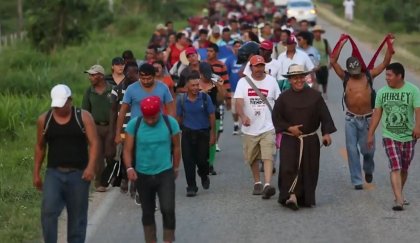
[43,107,85,135]
[132,115,173,168]
[342,71,376,110]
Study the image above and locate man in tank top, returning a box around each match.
[33,84,99,243]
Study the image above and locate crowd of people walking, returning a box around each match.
[33,1,420,242]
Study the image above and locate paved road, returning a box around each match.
[86,18,420,243]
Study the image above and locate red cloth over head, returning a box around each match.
[331,34,394,72]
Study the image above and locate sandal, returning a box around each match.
[285,198,299,211]
[392,203,404,211]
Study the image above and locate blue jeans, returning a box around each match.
[41,168,90,243]
[345,115,375,186]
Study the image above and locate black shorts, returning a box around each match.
[315,66,329,85]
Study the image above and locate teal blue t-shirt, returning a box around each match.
[375,81,420,142]
[125,114,180,175]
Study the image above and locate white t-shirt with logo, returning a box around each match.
[234,75,281,136]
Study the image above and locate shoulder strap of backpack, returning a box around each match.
[201,92,208,113]
[43,107,85,135]
[132,116,143,168]
[342,71,350,111]
[162,115,175,158]
[43,109,53,135]
[74,107,85,133]
[244,76,273,113]
[366,70,373,87]
[162,115,173,136]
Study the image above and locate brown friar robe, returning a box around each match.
[272,87,337,207]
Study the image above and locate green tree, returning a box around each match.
[26,0,112,53]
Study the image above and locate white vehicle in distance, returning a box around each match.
[286,0,317,25]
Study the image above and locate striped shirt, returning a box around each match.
[111,80,131,131]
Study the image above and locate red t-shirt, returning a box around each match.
[169,44,185,68]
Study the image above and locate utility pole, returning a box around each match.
[17,0,24,32]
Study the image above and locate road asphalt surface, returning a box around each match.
[85,18,420,243]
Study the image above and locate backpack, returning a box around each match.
[342,71,376,110]
[132,115,173,168]
[180,92,209,119]
[43,107,85,135]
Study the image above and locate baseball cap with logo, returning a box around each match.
[260,40,273,51]
[250,55,265,66]
[140,96,161,117]
[346,56,362,75]
[51,84,72,108]
[84,64,105,75]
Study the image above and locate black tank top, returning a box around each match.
[45,107,88,169]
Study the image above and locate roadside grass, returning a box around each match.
[0,0,206,241]
[0,125,41,243]
[315,2,420,74]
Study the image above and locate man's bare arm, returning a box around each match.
[81,110,99,181]
[370,39,395,78]
[165,101,176,117]
[330,37,347,80]
[115,103,129,144]
[413,107,420,139]
[171,133,181,170]
[33,113,47,191]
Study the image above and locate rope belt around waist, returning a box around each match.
[283,131,318,193]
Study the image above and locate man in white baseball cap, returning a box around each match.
[50,84,72,108]
[34,84,99,243]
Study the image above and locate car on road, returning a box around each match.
[286,0,317,25]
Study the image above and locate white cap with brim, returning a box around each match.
[51,84,71,108]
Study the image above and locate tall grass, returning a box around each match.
[0,0,207,241]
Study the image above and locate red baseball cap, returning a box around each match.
[286,35,297,45]
[260,40,273,51]
[249,55,265,66]
[185,47,197,56]
[140,96,161,117]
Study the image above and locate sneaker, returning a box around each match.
[201,176,210,190]
[216,144,221,152]
[365,173,373,183]
[209,166,217,175]
[252,183,263,195]
[186,187,198,197]
[120,179,128,193]
[134,192,141,206]
[96,186,107,192]
[354,185,363,190]
[232,125,239,135]
[262,185,276,199]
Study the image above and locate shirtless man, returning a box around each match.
[330,36,394,189]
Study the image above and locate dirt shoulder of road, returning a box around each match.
[316,2,420,77]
